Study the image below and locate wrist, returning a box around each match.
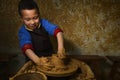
[58,47,65,51]
[34,58,41,66]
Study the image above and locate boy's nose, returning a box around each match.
[30,20,35,24]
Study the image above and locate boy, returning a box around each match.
[18,0,65,66]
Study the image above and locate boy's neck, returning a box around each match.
[25,23,41,31]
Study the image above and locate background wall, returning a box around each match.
[0,0,120,56]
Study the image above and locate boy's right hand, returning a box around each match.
[37,57,53,71]
[37,57,48,66]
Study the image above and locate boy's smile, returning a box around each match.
[21,9,40,30]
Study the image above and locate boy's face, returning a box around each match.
[21,9,40,30]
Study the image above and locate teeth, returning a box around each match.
[31,26,35,27]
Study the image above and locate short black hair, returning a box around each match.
[18,0,40,17]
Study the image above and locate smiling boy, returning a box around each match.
[18,0,65,66]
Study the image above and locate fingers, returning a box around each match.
[57,50,66,59]
[57,53,63,58]
[39,62,54,71]
[42,64,52,71]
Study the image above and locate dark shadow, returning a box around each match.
[50,36,82,55]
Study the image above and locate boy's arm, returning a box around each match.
[25,49,41,65]
[18,27,41,65]
[41,19,65,57]
[56,32,66,58]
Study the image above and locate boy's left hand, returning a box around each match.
[57,48,66,59]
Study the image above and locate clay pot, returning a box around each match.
[51,54,66,69]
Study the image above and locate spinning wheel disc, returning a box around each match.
[37,58,78,77]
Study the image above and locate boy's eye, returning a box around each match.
[23,16,39,21]
[23,18,30,21]
[25,19,30,21]
[33,16,39,20]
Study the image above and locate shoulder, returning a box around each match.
[40,18,50,26]
[40,19,58,35]
[18,25,30,36]
[19,25,26,32]
[40,18,57,27]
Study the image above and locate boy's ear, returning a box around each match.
[20,18,24,23]
[18,15,23,21]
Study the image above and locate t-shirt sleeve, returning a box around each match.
[18,27,33,53]
[41,19,63,36]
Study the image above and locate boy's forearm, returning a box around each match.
[25,49,40,65]
[56,32,64,50]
